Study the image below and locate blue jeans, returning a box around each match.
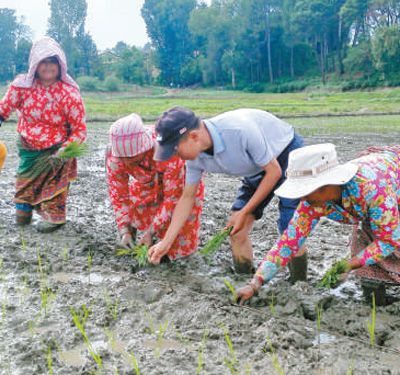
[232,132,304,233]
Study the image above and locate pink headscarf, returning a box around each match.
[12,36,79,89]
[109,113,154,157]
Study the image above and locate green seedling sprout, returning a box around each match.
[317,258,349,289]
[87,248,94,284]
[266,337,284,375]
[200,226,233,258]
[144,310,155,334]
[269,292,276,316]
[20,230,27,253]
[155,320,169,358]
[221,325,238,375]
[196,329,208,374]
[367,292,376,347]
[104,290,119,321]
[62,247,69,262]
[70,305,102,368]
[116,244,149,267]
[40,287,55,316]
[128,352,141,375]
[223,279,237,303]
[47,346,53,375]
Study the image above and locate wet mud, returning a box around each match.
[0,125,400,374]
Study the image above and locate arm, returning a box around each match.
[0,85,22,122]
[105,151,132,234]
[148,182,199,264]
[148,160,185,238]
[61,91,87,147]
[236,202,323,303]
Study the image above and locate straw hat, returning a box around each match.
[275,143,358,199]
[109,113,154,157]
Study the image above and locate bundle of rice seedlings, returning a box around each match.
[57,141,88,159]
[116,244,149,267]
[200,226,233,257]
[317,258,350,289]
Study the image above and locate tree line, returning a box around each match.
[1,0,400,92]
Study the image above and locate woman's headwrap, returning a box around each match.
[109,113,154,157]
[12,36,79,89]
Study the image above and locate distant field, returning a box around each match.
[1,85,399,134]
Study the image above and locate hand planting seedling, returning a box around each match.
[116,244,149,267]
[200,226,233,258]
[317,258,350,289]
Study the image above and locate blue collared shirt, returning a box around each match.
[185,108,294,185]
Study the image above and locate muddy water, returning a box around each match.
[0,125,400,374]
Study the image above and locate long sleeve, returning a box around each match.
[106,150,132,233]
[355,180,400,266]
[255,201,324,284]
[61,89,87,147]
[149,159,185,237]
[0,85,22,121]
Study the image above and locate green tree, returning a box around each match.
[142,0,197,85]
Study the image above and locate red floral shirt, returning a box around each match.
[106,147,204,260]
[0,81,87,150]
[255,150,400,284]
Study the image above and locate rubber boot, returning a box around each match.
[16,209,32,226]
[288,252,308,283]
[361,279,387,306]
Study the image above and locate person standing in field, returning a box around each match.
[0,37,87,233]
[148,107,306,277]
[106,113,204,262]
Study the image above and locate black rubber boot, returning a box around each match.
[233,258,254,274]
[361,279,387,306]
[288,252,308,283]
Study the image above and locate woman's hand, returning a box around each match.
[148,241,170,264]
[139,230,153,247]
[119,233,135,250]
[236,278,262,305]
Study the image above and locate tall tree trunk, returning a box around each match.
[265,5,274,83]
[231,67,236,89]
[337,15,344,75]
[290,45,295,78]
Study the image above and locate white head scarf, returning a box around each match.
[12,36,79,89]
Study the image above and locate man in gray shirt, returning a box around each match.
[148,107,306,277]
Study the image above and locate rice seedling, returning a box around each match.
[47,346,53,375]
[366,292,376,347]
[200,226,233,258]
[62,247,69,262]
[269,292,276,316]
[223,278,237,303]
[40,286,55,316]
[265,337,284,375]
[20,230,27,253]
[196,329,208,374]
[116,244,149,267]
[58,141,88,159]
[221,325,238,375]
[155,320,169,358]
[128,352,141,375]
[87,248,94,284]
[317,258,349,289]
[70,305,102,369]
[104,327,117,351]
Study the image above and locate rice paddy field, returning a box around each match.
[0,87,400,374]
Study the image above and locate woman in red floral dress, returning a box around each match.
[0,37,87,232]
[106,113,204,261]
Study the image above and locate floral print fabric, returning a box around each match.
[106,147,204,260]
[0,81,86,150]
[255,150,400,284]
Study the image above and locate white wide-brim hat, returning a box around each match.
[275,143,358,200]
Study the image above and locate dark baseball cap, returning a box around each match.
[154,106,200,161]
